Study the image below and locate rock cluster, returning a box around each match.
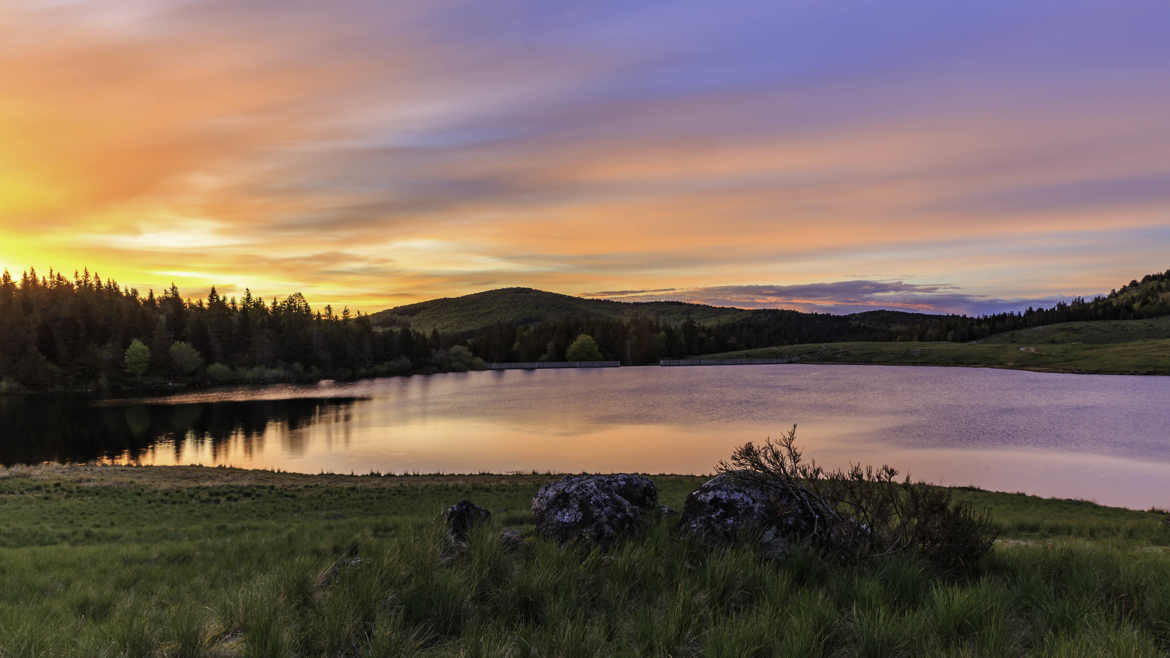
[498,528,525,551]
[441,472,847,559]
[444,499,492,543]
[531,474,658,544]
[678,471,834,559]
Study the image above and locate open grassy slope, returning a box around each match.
[370,287,752,334]
[369,287,943,337]
[1,464,1168,656]
[700,338,1170,375]
[979,316,1170,345]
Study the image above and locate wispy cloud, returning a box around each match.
[599,281,1064,316]
[1,0,1168,311]
[581,288,680,298]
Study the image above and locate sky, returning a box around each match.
[1,0,1168,316]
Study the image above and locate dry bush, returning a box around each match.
[718,426,997,573]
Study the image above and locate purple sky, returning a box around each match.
[1,0,1168,314]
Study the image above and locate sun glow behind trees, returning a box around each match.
[1,2,1169,312]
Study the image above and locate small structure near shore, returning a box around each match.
[660,358,797,366]
[486,361,621,370]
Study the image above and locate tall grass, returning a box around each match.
[0,472,1167,656]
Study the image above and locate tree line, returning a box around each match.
[0,268,479,392]
[2,266,1166,392]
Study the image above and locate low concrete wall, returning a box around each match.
[486,361,621,370]
[660,358,797,366]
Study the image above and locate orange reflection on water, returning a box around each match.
[63,365,1170,510]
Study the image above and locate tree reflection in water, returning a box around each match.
[0,396,362,465]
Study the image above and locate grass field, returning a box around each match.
[701,336,1170,375]
[700,316,1170,375]
[1,465,1169,656]
[980,316,1170,345]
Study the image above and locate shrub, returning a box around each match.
[440,345,485,372]
[384,357,413,375]
[168,341,204,376]
[364,357,414,378]
[122,340,150,378]
[241,366,288,384]
[719,426,996,573]
[565,334,603,361]
[206,363,236,384]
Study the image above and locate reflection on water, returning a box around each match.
[0,396,362,466]
[2,365,1169,508]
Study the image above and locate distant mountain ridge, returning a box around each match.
[369,286,940,336]
[371,269,1170,338]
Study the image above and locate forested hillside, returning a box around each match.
[969,270,1170,335]
[1,267,1166,392]
[0,268,472,393]
[456,307,963,364]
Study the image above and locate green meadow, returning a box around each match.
[702,335,1170,375]
[1,466,1169,657]
[980,316,1170,345]
[699,316,1170,375]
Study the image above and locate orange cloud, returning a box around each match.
[1,1,1167,313]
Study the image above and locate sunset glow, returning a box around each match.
[2,1,1168,313]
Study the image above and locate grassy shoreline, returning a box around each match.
[6,327,1170,401]
[699,338,1170,376]
[2,464,1169,656]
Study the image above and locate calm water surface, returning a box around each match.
[3,365,1169,509]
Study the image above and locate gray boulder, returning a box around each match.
[531,474,658,544]
[678,471,834,558]
[444,500,491,543]
[498,528,525,551]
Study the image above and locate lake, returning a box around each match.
[3,364,1169,509]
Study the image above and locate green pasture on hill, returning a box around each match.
[701,336,1170,375]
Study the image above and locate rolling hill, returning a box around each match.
[371,288,751,334]
[369,287,940,337]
